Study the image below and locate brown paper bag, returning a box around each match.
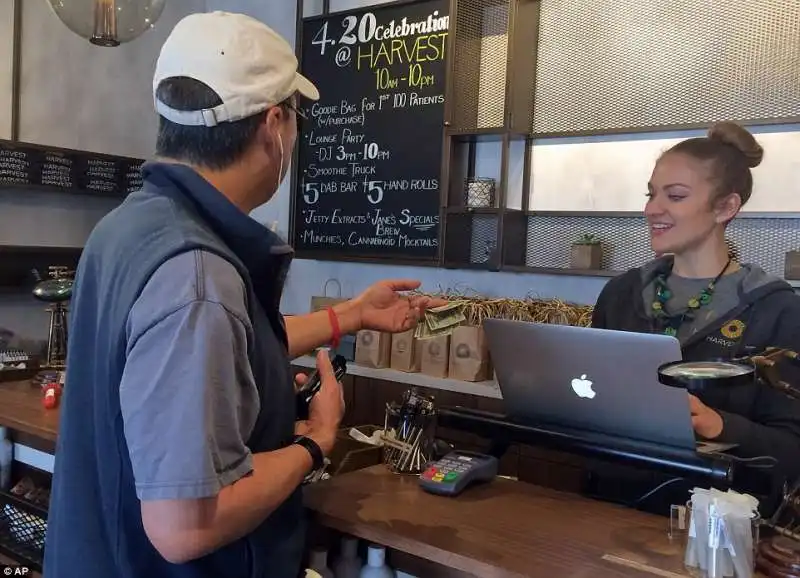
[310,278,348,313]
[420,335,450,378]
[354,330,391,368]
[390,330,422,373]
[448,325,490,382]
[310,296,348,312]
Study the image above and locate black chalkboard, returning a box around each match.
[292,0,449,261]
[0,139,145,197]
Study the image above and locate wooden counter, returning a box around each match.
[305,465,698,578]
[0,381,58,445]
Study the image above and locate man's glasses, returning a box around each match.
[282,101,308,124]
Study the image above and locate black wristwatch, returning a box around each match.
[292,435,325,473]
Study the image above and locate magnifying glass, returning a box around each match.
[658,359,756,392]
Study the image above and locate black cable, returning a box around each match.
[629,477,685,507]
[708,453,778,469]
[627,455,778,510]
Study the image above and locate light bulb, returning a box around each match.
[46,0,166,47]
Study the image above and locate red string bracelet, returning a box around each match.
[326,306,341,349]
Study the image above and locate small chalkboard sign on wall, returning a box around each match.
[0,139,145,198]
[292,0,450,262]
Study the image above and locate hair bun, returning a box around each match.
[707,121,764,168]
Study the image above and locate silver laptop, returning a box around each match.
[482,319,736,454]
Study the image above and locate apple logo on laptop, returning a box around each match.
[571,374,596,399]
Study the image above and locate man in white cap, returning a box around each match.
[44,12,439,578]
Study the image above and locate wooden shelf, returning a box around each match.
[439,0,539,273]
[443,261,499,271]
[0,246,81,290]
[446,128,530,142]
[0,139,144,199]
[502,265,623,278]
[446,207,523,215]
[291,355,501,399]
[446,207,498,214]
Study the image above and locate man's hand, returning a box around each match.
[284,281,446,358]
[292,373,312,435]
[351,279,447,334]
[304,349,345,456]
[688,394,723,439]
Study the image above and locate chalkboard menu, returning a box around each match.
[292,0,449,261]
[0,139,145,197]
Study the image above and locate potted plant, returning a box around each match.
[785,249,800,280]
[570,233,603,270]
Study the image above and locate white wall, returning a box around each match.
[18,0,206,157]
[530,127,800,212]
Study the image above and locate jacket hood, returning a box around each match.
[639,255,794,305]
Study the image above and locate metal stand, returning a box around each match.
[436,406,736,485]
[32,266,73,370]
[43,302,68,369]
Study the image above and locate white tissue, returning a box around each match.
[349,427,385,446]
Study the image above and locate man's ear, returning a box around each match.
[256,109,282,152]
[714,192,742,225]
[264,105,284,131]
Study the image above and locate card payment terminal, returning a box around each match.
[419,450,499,496]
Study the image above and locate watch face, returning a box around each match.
[660,360,751,379]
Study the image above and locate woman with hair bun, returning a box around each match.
[591,121,800,509]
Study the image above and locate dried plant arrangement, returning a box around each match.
[411,288,594,328]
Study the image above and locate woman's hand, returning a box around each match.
[688,394,724,439]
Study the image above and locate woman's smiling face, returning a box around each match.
[645,151,736,256]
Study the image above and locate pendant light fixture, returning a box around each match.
[46,0,166,47]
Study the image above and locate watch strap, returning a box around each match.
[292,435,325,472]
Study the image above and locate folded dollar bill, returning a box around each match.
[414,301,466,340]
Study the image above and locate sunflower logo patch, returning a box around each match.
[720,319,746,340]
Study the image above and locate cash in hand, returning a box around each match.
[414,301,466,340]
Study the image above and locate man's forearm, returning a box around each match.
[285,300,362,358]
[211,446,314,547]
[142,445,315,563]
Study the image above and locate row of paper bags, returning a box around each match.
[353,326,492,382]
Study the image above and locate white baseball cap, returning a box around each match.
[153,11,319,127]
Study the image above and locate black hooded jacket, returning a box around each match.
[592,256,800,483]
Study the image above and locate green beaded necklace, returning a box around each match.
[652,258,731,337]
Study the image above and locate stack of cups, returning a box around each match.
[684,488,760,578]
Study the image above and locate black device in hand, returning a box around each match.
[295,352,348,420]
